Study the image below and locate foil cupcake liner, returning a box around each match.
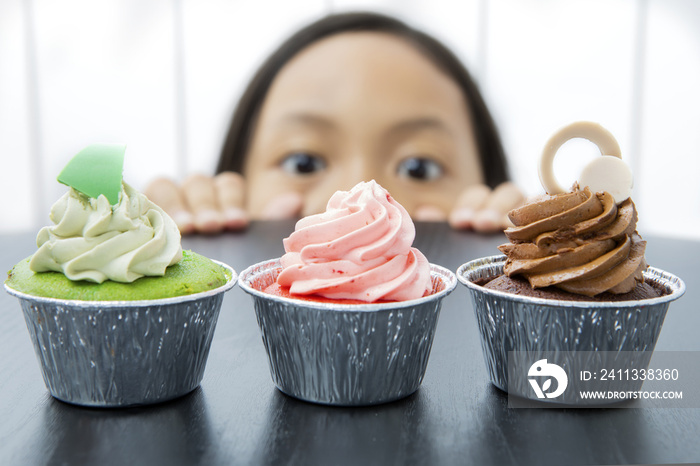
[4,261,237,407]
[238,259,457,406]
[457,255,686,405]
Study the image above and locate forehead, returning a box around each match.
[260,31,468,122]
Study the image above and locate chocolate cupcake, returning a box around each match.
[457,122,685,404]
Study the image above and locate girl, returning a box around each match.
[146,12,523,234]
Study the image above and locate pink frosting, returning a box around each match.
[277,180,431,302]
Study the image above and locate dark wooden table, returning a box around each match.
[2,221,699,466]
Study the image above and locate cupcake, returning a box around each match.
[4,144,236,407]
[456,122,685,404]
[238,180,456,406]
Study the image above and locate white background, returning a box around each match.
[1,0,699,239]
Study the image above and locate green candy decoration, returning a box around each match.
[57,144,126,205]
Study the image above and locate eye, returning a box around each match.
[279,152,327,175]
[396,157,444,181]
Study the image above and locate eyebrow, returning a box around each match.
[388,117,454,137]
[274,113,336,130]
[274,113,452,136]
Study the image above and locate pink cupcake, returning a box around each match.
[239,181,455,406]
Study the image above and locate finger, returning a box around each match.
[182,174,225,234]
[143,177,195,234]
[448,184,491,230]
[413,205,447,222]
[214,172,248,230]
[473,182,526,232]
[259,192,304,220]
[471,209,507,232]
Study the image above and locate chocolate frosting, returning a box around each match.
[499,187,647,297]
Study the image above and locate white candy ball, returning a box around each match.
[579,155,633,204]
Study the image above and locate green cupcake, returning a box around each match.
[4,144,236,407]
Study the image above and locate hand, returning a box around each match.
[446,182,524,232]
[144,174,524,235]
[143,172,304,234]
[144,173,249,234]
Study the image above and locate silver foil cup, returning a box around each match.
[238,258,456,406]
[4,261,236,407]
[457,255,686,405]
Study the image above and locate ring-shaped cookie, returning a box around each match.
[538,121,622,195]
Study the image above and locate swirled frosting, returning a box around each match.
[30,183,182,283]
[500,186,647,296]
[276,180,431,302]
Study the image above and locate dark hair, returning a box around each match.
[216,11,509,188]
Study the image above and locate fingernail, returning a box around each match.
[223,207,248,230]
[172,211,195,234]
[449,208,475,229]
[194,209,224,234]
[473,209,502,232]
[413,206,446,222]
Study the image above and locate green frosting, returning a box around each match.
[6,250,230,301]
[57,144,126,205]
[30,182,182,283]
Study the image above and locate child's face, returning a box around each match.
[243,32,483,218]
